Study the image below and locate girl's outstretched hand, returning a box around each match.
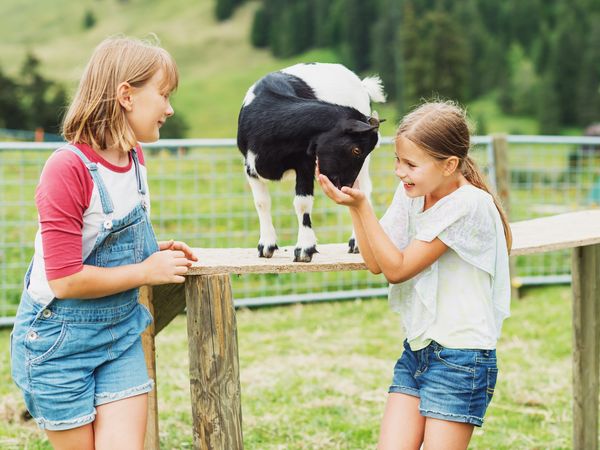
[158,239,198,262]
[142,250,192,284]
[316,163,366,208]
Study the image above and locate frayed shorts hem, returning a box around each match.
[95,379,154,406]
[420,409,484,427]
[36,410,96,431]
[388,385,420,398]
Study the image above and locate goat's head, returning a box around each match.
[311,113,384,189]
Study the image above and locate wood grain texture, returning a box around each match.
[510,210,600,256]
[571,244,600,450]
[139,286,159,450]
[185,274,243,450]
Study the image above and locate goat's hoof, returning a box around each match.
[258,243,278,258]
[348,238,360,254]
[293,245,318,262]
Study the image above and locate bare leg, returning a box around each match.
[45,424,95,450]
[246,173,278,257]
[422,417,474,450]
[378,392,425,450]
[93,393,148,450]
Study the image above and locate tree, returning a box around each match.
[339,0,375,71]
[410,11,469,102]
[215,0,239,21]
[83,9,96,29]
[250,6,270,48]
[537,72,561,134]
[576,16,600,125]
[0,67,27,129]
[370,0,398,100]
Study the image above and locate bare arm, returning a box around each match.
[49,240,198,299]
[354,201,448,283]
[317,171,382,273]
[317,172,447,282]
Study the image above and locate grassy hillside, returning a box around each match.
[0,0,581,138]
[0,0,400,137]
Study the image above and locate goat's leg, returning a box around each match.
[293,166,318,262]
[348,154,373,253]
[246,173,278,258]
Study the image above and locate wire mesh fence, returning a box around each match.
[1,135,599,322]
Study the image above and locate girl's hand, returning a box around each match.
[158,239,198,262]
[316,163,366,208]
[142,249,193,285]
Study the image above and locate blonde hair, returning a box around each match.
[397,101,512,252]
[62,35,178,152]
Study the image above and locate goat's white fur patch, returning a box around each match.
[243,84,256,107]
[246,150,295,182]
[246,174,277,245]
[281,63,384,116]
[293,195,316,248]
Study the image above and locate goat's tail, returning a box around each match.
[361,76,386,103]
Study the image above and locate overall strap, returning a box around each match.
[130,147,146,195]
[56,144,115,229]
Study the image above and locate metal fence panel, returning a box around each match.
[0,136,598,321]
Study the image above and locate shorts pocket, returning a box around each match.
[25,319,68,365]
[434,348,476,374]
[486,367,498,405]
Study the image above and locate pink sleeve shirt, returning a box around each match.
[28,143,150,304]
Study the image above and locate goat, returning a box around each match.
[237,62,386,262]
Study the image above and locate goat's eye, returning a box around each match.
[352,147,362,156]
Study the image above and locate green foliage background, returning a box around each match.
[1,0,598,138]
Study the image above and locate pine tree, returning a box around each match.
[0,67,27,129]
[251,7,270,48]
[576,16,600,125]
[215,0,236,21]
[339,0,374,71]
[411,11,469,102]
[370,0,397,100]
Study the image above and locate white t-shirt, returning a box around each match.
[380,183,511,350]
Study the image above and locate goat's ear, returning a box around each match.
[343,119,378,134]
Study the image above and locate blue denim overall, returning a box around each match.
[10,145,158,431]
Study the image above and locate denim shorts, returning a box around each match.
[389,339,498,427]
[10,291,154,431]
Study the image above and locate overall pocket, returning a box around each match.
[25,317,68,365]
[96,220,145,267]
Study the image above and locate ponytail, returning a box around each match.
[462,156,512,253]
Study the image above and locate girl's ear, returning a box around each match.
[117,82,133,111]
[443,156,460,176]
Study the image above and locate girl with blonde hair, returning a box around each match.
[11,36,197,450]
[318,100,511,449]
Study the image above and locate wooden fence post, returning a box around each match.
[140,285,160,450]
[185,274,243,450]
[571,244,600,450]
[492,133,519,300]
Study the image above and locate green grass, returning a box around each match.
[0,285,587,449]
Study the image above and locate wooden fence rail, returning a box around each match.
[141,209,600,450]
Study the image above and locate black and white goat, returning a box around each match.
[237,63,386,262]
